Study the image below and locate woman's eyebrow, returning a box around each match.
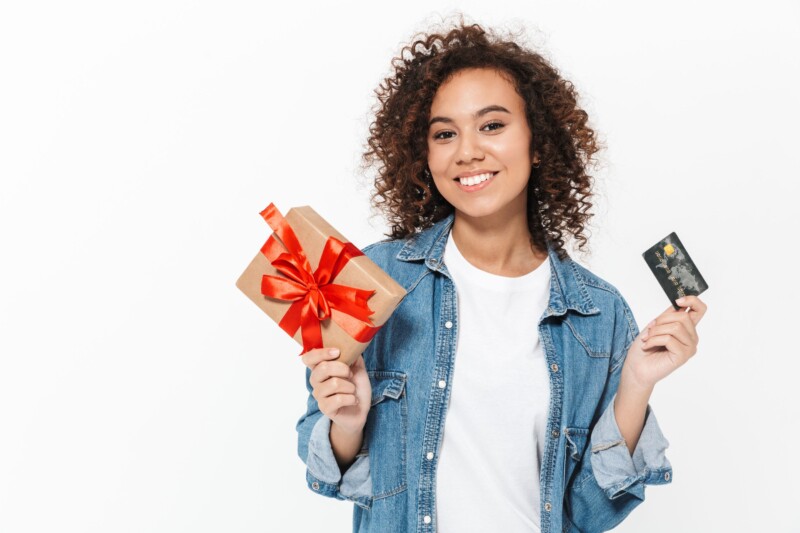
[428,105,511,127]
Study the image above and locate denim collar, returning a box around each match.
[396,213,599,316]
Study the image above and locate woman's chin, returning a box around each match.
[453,204,504,221]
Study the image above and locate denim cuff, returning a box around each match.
[589,393,673,501]
[306,415,372,508]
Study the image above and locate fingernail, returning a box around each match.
[328,348,340,356]
[676,297,686,304]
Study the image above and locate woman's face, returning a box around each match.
[427,67,535,222]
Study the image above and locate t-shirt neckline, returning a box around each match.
[443,230,551,291]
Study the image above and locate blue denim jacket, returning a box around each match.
[296,213,673,533]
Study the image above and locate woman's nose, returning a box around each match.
[457,130,485,163]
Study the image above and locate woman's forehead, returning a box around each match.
[430,68,523,117]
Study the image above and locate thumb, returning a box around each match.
[347,353,362,379]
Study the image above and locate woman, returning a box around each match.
[296,20,706,533]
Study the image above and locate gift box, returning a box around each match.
[236,203,407,366]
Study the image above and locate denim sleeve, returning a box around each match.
[589,392,672,500]
[295,365,372,510]
[563,294,673,533]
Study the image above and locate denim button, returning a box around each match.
[665,472,671,481]
[311,481,320,490]
[544,502,552,512]
[551,429,559,438]
[423,515,432,524]
[445,321,453,329]
[426,452,434,460]
[550,363,559,372]
[438,380,446,388]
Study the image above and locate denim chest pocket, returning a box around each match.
[563,316,612,358]
[364,370,408,499]
[563,427,591,490]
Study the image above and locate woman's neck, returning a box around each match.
[450,209,548,277]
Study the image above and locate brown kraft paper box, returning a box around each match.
[236,204,407,366]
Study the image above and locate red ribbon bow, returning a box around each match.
[258,203,379,355]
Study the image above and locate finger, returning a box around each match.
[301,347,341,370]
[317,375,357,399]
[649,310,698,344]
[641,333,693,360]
[310,360,353,388]
[320,392,360,418]
[309,361,350,402]
[675,295,707,325]
[642,321,693,347]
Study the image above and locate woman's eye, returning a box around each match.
[482,121,504,132]
[432,122,503,140]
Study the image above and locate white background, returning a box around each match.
[1,1,798,532]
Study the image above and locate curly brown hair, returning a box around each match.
[360,18,602,261]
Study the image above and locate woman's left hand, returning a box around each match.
[623,295,707,390]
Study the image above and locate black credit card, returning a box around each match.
[642,232,708,310]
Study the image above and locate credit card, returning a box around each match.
[642,232,708,310]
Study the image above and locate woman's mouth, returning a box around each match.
[454,171,498,192]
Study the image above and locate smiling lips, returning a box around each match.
[454,171,498,191]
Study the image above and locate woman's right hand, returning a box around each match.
[301,348,372,435]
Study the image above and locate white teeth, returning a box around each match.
[458,172,494,186]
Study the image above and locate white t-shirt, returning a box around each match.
[435,230,552,533]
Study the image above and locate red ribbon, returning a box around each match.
[258,203,379,356]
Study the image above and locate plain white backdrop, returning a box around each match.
[1,1,798,532]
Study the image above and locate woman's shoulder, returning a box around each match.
[361,237,406,268]
[359,236,429,292]
[569,260,623,297]
[567,259,637,321]
[361,237,404,254]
